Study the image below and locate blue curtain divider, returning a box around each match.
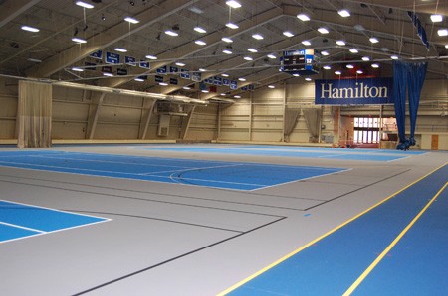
[393,60,428,150]
[407,62,428,146]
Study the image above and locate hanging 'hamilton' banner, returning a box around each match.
[315,77,393,105]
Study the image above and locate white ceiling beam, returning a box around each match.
[0,0,42,29]
[26,0,195,78]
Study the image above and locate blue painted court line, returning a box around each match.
[0,200,109,244]
[140,145,425,162]
[0,150,346,191]
[220,164,447,296]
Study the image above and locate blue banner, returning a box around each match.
[156,65,167,74]
[125,56,136,66]
[192,72,201,82]
[180,69,190,79]
[89,49,103,59]
[230,80,238,90]
[139,60,150,69]
[315,77,393,105]
[170,66,178,74]
[106,51,120,64]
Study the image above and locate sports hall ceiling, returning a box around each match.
[0,0,447,101]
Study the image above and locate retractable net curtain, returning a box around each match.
[284,108,301,142]
[16,80,53,148]
[392,60,427,150]
[303,108,321,143]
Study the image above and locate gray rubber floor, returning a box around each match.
[0,144,446,295]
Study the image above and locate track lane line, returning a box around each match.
[342,181,448,295]
[217,162,447,295]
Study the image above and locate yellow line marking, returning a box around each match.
[216,162,447,296]
[343,181,448,295]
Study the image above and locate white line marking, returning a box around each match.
[0,199,110,222]
[0,221,46,233]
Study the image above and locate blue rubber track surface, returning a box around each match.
[226,164,447,296]
[0,150,346,191]
[140,145,426,162]
[0,200,108,243]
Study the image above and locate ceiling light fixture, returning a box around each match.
[71,67,84,72]
[238,77,246,81]
[371,63,379,68]
[346,64,354,69]
[338,9,350,17]
[222,37,233,43]
[335,70,341,75]
[226,22,239,29]
[349,48,358,53]
[183,86,191,90]
[267,54,277,59]
[194,26,207,33]
[318,27,329,34]
[234,95,241,98]
[252,34,264,40]
[201,89,209,93]
[356,70,363,74]
[145,54,157,59]
[72,37,87,44]
[336,40,345,46]
[305,77,312,81]
[430,14,443,23]
[164,30,178,36]
[248,48,258,52]
[391,55,399,59]
[226,0,242,9]
[159,82,168,86]
[195,40,206,46]
[222,73,229,77]
[175,62,185,67]
[76,1,94,9]
[114,48,127,52]
[21,25,40,33]
[27,58,42,63]
[323,65,331,69]
[369,37,379,43]
[243,56,253,60]
[321,50,330,56]
[283,31,294,37]
[124,17,139,24]
[297,13,310,21]
[134,77,144,82]
[222,49,233,54]
[302,40,311,46]
[445,44,448,49]
[268,85,275,88]
[362,56,370,61]
[199,68,206,71]
[438,29,448,36]
[103,72,113,77]
[293,73,300,77]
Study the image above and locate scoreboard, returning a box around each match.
[280,49,319,75]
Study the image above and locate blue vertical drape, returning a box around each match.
[393,60,407,146]
[393,60,428,150]
[407,62,428,146]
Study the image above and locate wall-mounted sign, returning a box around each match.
[230,80,238,90]
[156,65,167,74]
[315,77,393,105]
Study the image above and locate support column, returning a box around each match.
[86,92,106,139]
[138,98,156,139]
[179,105,196,140]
